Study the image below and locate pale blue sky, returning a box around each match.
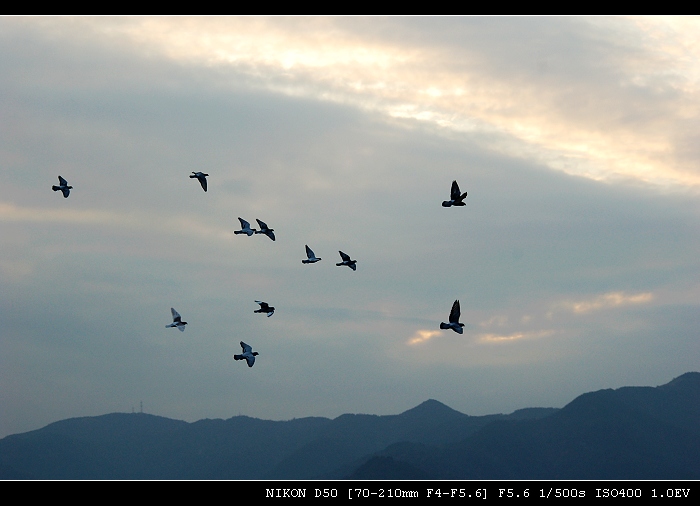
[1,16,699,438]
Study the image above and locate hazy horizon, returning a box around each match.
[2,16,700,439]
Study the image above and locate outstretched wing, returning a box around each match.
[449,299,461,324]
[171,307,181,322]
[240,341,252,354]
[246,354,256,367]
[305,245,314,258]
[199,176,207,192]
[58,175,68,186]
[450,180,461,200]
[256,301,270,311]
[256,219,268,229]
[238,217,251,229]
[61,187,70,198]
[339,251,351,262]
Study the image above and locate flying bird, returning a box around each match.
[255,219,275,241]
[52,176,72,198]
[440,299,464,334]
[336,250,357,271]
[234,218,256,236]
[302,245,321,264]
[254,300,275,317]
[190,172,209,192]
[234,341,259,367]
[165,307,188,332]
[442,180,467,207]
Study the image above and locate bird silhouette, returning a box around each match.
[255,219,275,241]
[440,299,464,334]
[52,176,72,198]
[190,172,209,192]
[165,308,188,332]
[234,218,256,236]
[254,300,275,317]
[442,180,467,207]
[302,245,321,264]
[336,250,357,271]
[234,341,259,367]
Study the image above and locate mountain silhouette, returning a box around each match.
[358,372,700,479]
[1,373,697,479]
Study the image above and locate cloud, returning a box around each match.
[407,329,442,345]
[10,17,700,191]
[562,291,654,314]
[479,330,555,343]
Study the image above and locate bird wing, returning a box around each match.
[267,230,275,241]
[449,300,461,323]
[349,262,357,271]
[256,219,268,229]
[240,341,252,354]
[58,176,68,186]
[199,177,207,192]
[171,308,181,322]
[178,325,185,332]
[246,354,255,367]
[256,301,270,311]
[238,217,251,229]
[305,245,314,258]
[61,188,70,198]
[450,180,461,200]
[339,251,351,262]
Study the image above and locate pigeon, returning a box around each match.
[165,307,187,332]
[254,300,275,317]
[234,218,257,236]
[52,176,72,198]
[255,219,275,241]
[190,172,209,192]
[302,245,321,264]
[234,341,259,367]
[440,299,464,334]
[336,250,357,271]
[442,180,467,207]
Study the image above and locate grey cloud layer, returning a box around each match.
[1,17,698,438]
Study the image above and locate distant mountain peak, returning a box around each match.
[661,371,700,389]
[400,399,466,418]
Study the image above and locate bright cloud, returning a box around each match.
[59,16,700,191]
[479,330,555,343]
[563,291,654,314]
[407,329,442,345]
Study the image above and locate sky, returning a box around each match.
[1,16,700,439]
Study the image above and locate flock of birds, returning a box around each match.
[53,174,467,368]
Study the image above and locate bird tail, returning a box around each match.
[52,186,60,191]
[233,354,243,361]
[440,322,450,329]
[442,201,452,207]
